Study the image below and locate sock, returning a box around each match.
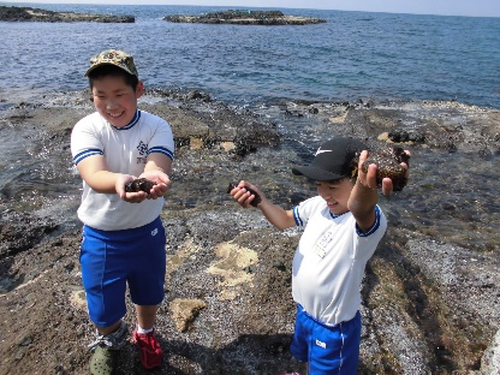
[137,325,154,334]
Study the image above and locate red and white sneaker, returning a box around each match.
[132,328,163,369]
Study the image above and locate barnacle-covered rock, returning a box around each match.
[360,147,410,191]
[124,178,155,193]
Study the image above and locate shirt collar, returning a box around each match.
[111,110,141,130]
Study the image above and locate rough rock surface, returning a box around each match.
[164,10,326,25]
[0,89,499,374]
[482,330,500,374]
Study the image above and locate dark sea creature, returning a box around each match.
[124,178,155,193]
[357,147,410,191]
[227,183,262,207]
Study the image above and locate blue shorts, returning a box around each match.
[80,216,166,327]
[290,305,361,375]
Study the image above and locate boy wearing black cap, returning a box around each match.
[229,137,409,375]
[71,50,174,374]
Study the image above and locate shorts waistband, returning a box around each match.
[84,216,162,236]
[297,304,360,329]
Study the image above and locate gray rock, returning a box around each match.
[481,329,500,374]
[164,9,326,25]
[0,5,134,23]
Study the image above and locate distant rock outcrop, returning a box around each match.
[0,5,134,23]
[164,9,326,25]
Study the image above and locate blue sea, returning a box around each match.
[1,2,499,108]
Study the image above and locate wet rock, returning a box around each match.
[140,98,280,156]
[184,89,211,102]
[360,146,409,191]
[344,100,500,154]
[0,211,59,257]
[124,178,155,193]
[388,128,426,143]
[164,10,326,25]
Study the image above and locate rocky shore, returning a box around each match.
[0,5,134,23]
[164,10,326,25]
[0,89,499,374]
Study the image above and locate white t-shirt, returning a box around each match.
[71,110,174,231]
[292,195,387,326]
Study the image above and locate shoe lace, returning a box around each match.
[88,321,128,351]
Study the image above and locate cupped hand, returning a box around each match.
[139,170,171,199]
[115,174,148,203]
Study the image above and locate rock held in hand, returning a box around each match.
[124,178,155,193]
[360,147,410,191]
[227,183,262,207]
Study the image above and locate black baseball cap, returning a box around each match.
[292,137,367,181]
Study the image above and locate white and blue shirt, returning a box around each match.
[292,195,387,326]
[71,110,174,231]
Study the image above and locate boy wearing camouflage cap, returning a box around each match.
[71,50,174,374]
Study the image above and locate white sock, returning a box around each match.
[137,325,154,334]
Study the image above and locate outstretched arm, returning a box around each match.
[349,150,410,232]
[77,155,130,195]
[229,180,296,230]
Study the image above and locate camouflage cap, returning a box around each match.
[84,49,138,77]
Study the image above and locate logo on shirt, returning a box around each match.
[137,141,148,164]
[151,228,158,237]
[315,339,327,349]
[315,147,333,156]
[137,141,148,156]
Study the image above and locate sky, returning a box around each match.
[3,0,500,18]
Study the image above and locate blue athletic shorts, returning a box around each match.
[290,305,361,375]
[80,216,166,327]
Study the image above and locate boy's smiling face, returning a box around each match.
[91,75,143,128]
[316,178,354,215]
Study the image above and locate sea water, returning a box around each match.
[0,3,499,108]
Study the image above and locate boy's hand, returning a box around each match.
[228,180,263,208]
[115,172,171,202]
[139,170,171,199]
[115,174,147,203]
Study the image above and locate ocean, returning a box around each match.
[0,2,499,108]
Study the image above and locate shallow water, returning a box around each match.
[1,92,499,256]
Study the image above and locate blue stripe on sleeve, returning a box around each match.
[148,146,174,160]
[357,205,381,237]
[73,149,103,165]
[293,206,304,227]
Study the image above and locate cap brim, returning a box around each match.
[292,166,345,181]
[84,63,135,77]
[84,64,99,77]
